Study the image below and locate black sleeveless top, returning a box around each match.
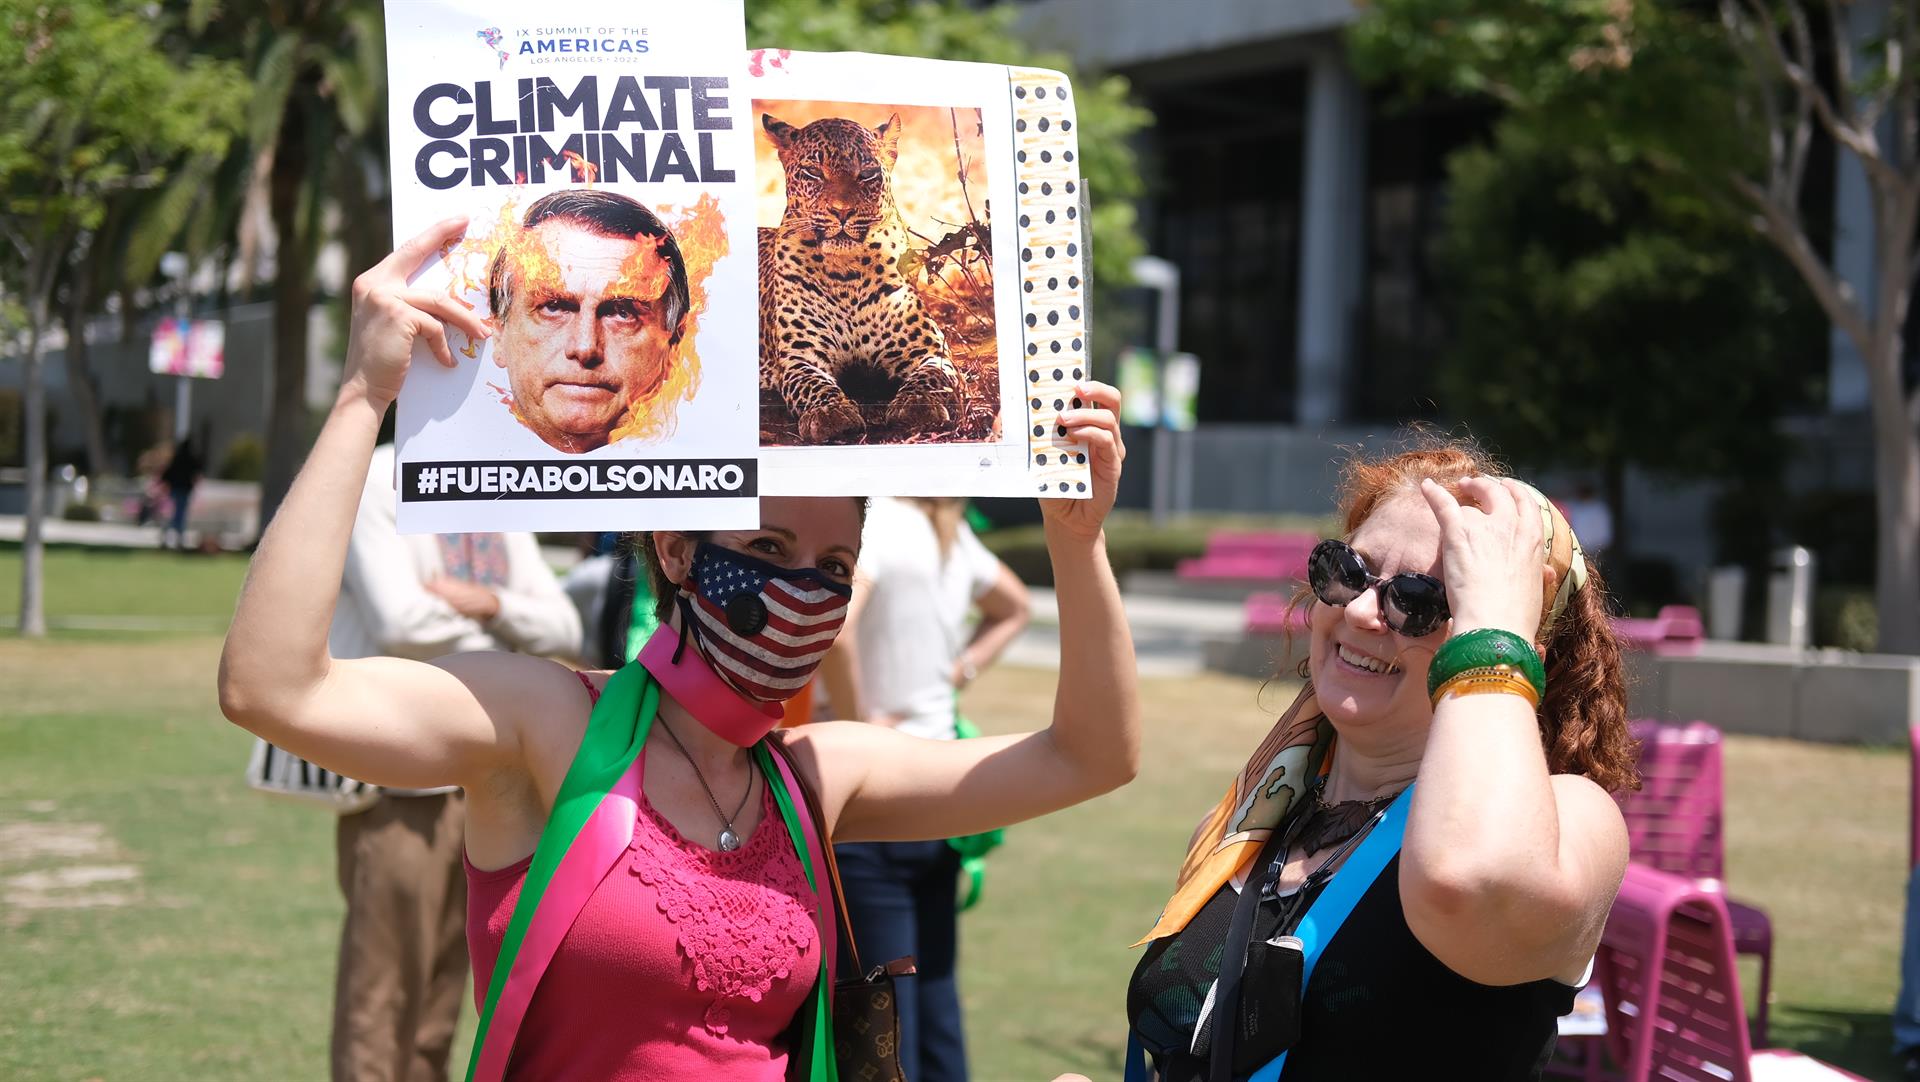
[1127,855,1577,1081]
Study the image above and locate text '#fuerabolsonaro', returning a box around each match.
[400,459,757,502]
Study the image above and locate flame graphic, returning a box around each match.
[559,149,599,186]
[606,192,727,445]
[612,234,674,307]
[438,189,730,446]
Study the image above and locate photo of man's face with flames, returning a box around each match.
[484,190,693,454]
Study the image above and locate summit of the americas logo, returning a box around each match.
[476,25,653,70]
[476,27,508,69]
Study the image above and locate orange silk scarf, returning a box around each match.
[1135,683,1333,945]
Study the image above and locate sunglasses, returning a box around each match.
[1306,539,1451,638]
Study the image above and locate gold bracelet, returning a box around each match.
[1431,666,1542,709]
[1437,663,1531,690]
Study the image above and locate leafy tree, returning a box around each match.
[187,0,390,536]
[1353,0,1920,651]
[1429,121,1821,584]
[0,0,244,635]
[56,145,232,480]
[746,0,1150,287]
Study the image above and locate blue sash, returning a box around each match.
[1123,786,1414,1082]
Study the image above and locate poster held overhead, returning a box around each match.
[748,51,1094,499]
[383,1,760,533]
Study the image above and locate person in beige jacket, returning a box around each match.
[329,443,580,1082]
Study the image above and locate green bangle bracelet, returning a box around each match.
[1427,628,1545,700]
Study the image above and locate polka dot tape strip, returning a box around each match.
[1011,66,1091,497]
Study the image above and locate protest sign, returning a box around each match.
[384,1,759,532]
[748,50,1094,499]
[148,318,226,379]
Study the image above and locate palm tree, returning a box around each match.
[56,145,231,480]
[190,0,390,532]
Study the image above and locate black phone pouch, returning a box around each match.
[1231,933,1304,1074]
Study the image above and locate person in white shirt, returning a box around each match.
[822,496,1030,1082]
[329,444,580,1082]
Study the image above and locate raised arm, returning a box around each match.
[797,383,1140,841]
[1399,477,1628,986]
[217,219,578,791]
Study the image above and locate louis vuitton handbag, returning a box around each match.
[770,736,917,1082]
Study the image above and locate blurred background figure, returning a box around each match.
[1558,479,1613,569]
[822,495,1031,1082]
[561,530,657,670]
[134,442,173,528]
[159,432,204,549]
[326,443,580,1082]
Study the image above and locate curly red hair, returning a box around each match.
[1309,437,1639,793]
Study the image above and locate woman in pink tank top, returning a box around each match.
[218,220,1142,1079]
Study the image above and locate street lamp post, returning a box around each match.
[1131,256,1182,527]
[159,252,193,440]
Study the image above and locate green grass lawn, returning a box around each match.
[2,631,1907,1080]
[0,543,250,631]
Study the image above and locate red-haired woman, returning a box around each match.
[1124,440,1639,1081]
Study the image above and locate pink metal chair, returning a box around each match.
[1174,531,1317,583]
[1594,863,1868,1081]
[1621,720,1776,1046]
[1242,591,1309,636]
[1612,605,1706,657]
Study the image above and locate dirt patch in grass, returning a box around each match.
[0,820,112,863]
[0,815,140,923]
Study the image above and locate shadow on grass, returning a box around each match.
[1771,1003,1900,1079]
[1014,1030,1127,1077]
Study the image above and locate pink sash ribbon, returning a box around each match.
[471,744,643,1082]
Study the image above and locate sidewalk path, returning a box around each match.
[0,514,583,571]
[1003,587,1242,677]
[0,515,167,548]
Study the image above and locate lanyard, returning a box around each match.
[1123,786,1415,1082]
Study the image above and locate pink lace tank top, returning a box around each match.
[466,689,821,1080]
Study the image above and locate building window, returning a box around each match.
[1145,69,1307,423]
[1352,97,1492,421]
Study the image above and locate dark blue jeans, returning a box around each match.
[1896,865,1920,1054]
[167,483,193,540]
[834,840,968,1082]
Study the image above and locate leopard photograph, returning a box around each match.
[753,99,1001,446]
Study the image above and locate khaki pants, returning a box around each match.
[331,792,469,1082]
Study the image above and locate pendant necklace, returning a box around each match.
[1261,778,1402,933]
[658,717,754,851]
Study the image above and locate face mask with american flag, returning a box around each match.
[674,541,853,706]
